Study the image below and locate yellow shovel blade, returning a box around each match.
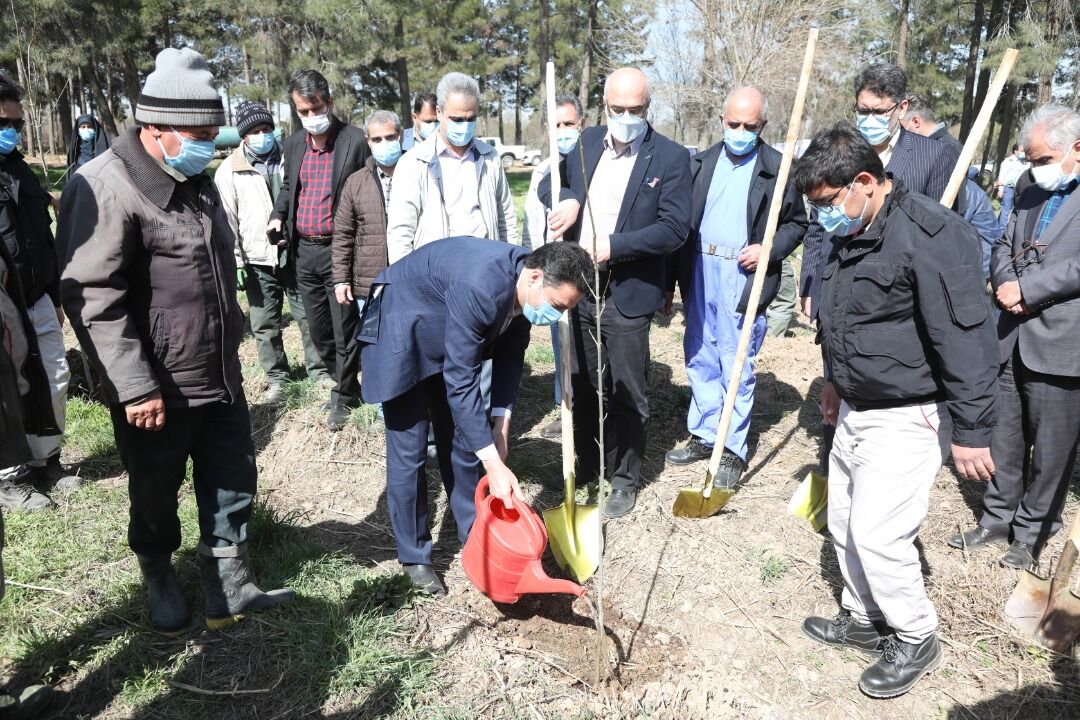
[543,500,601,582]
[671,482,736,518]
[788,471,828,532]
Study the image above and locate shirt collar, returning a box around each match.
[307,127,337,153]
[603,126,647,158]
[888,127,901,152]
[436,132,477,160]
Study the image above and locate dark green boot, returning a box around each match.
[136,554,190,635]
[0,684,54,719]
[199,542,295,630]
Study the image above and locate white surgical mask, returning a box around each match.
[607,111,647,145]
[301,112,332,136]
[1030,146,1079,192]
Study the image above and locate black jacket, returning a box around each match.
[271,116,370,245]
[560,124,692,318]
[671,140,808,315]
[0,150,59,307]
[817,178,997,447]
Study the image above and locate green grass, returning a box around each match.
[760,555,789,584]
[508,169,532,232]
[29,162,69,193]
[64,396,116,459]
[525,343,555,365]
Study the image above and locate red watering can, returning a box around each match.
[462,476,587,604]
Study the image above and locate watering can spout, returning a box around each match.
[515,560,587,599]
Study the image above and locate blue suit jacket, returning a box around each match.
[561,124,692,318]
[800,127,959,313]
[359,237,532,452]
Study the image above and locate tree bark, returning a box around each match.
[578,0,599,116]
[1036,0,1061,104]
[972,0,1006,124]
[959,0,985,138]
[994,83,1018,171]
[514,63,523,145]
[394,16,411,125]
[87,64,120,136]
[538,0,550,127]
[896,0,910,69]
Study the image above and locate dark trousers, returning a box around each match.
[296,238,361,407]
[980,351,1080,549]
[382,374,482,565]
[111,397,258,558]
[244,262,327,385]
[570,295,652,493]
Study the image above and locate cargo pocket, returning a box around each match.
[939,265,988,328]
[848,262,904,318]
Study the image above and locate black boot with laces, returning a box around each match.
[859,634,943,698]
[802,609,886,654]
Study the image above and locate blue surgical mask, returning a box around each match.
[816,184,867,236]
[419,121,438,140]
[856,113,893,146]
[724,128,758,156]
[158,129,216,177]
[0,127,18,155]
[78,127,96,141]
[444,119,476,147]
[607,111,647,144]
[371,138,402,167]
[523,279,562,326]
[557,129,580,155]
[246,132,276,155]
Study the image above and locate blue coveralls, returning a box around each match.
[684,147,767,461]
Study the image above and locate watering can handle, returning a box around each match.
[475,476,547,540]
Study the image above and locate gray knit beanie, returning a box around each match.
[135,48,225,127]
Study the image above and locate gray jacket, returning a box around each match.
[992,183,1080,377]
[55,128,245,407]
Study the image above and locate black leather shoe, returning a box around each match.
[1000,541,1036,569]
[402,564,446,596]
[327,404,351,431]
[604,488,637,519]
[136,554,190,634]
[802,610,886,654]
[859,634,943,698]
[712,449,746,490]
[665,437,712,466]
[947,525,1008,550]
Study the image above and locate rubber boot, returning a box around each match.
[199,542,296,630]
[0,684,53,720]
[136,554,190,635]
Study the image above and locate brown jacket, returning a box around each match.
[332,158,388,299]
[56,128,245,408]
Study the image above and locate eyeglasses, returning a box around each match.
[724,120,765,133]
[807,182,853,211]
[0,118,25,132]
[607,105,646,117]
[853,102,898,118]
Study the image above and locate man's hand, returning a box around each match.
[820,381,840,426]
[482,458,525,509]
[738,245,763,272]
[126,391,166,431]
[55,305,64,327]
[996,280,1023,310]
[334,283,354,305]
[267,218,283,234]
[492,415,510,461]
[547,199,580,240]
[800,296,813,317]
[590,234,611,264]
[660,292,675,317]
[952,444,995,481]
[1007,300,1032,316]
[49,193,61,211]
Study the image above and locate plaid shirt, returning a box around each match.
[295,131,337,237]
[1035,179,1078,241]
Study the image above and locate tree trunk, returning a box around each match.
[88,64,120,136]
[537,0,550,125]
[394,16,411,125]
[578,0,599,116]
[994,83,1018,171]
[959,0,985,138]
[896,0,910,69]
[60,75,74,148]
[15,55,36,156]
[498,95,505,142]
[1036,0,1061,104]
[119,52,143,111]
[43,73,57,158]
[514,64,523,145]
[972,0,1006,123]
[242,45,253,86]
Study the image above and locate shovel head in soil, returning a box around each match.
[1005,514,1080,653]
[542,477,600,583]
[672,470,736,519]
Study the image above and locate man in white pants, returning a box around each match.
[0,73,78,510]
[794,126,997,698]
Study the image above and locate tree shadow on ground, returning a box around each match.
[946,652,1080,718]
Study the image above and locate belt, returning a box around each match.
[300,234,332,245]
[847,393,943,412]
[696,241,741,259]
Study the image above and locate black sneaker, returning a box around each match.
[802,610,886,654]
[712,449,745,489]
[33,454,84,492]
[947,525,1008,550]
[1000,541,1036,569]
[0,478,54,510]
[665,437,712,465]
[859,634,943,698]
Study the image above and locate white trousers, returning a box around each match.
[828,400,950,644]
[0,295,69,477]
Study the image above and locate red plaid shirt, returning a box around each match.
[295,131,337,237]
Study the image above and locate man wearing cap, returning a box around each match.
[56,48,294,634]
[215,101,328,404]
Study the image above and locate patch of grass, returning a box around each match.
[525,344,555,365]
[507,169,533,230]
[63,396,116,460]
[350,403,384,429]
[760,555,789,584]
[283,376,322,409]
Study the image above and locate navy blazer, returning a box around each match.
[671,140,808,315]
[359,237,532,452]
[800,127,958,313]
[561,124,692,318]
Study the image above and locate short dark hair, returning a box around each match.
[903,92,936,123]
[288,70,331,105]
[544,93,583,121]
[0,73,23,104]
[413,92,437,114]
[525,242,593,295]
[794,124,886,195]
[854,63,907,104]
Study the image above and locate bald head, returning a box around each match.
[723,87,768,126]
[604,67,650,114]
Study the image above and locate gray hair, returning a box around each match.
[366,109,402,133]
[1019,103,1080,151]
[541,93,583,123]
[722,87,769,122]
[902,92,936,123]
[436,72,480,110]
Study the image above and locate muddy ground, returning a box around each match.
[230,296,1080,720]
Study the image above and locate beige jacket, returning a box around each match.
[214,145,280,267]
